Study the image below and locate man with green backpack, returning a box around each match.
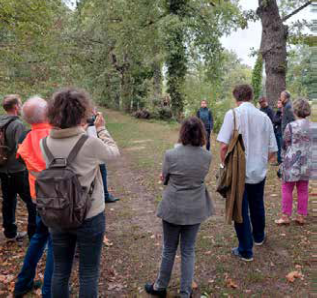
[0,94,36,241]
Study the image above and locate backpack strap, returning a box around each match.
[0,117,18,129]
[42,137,55,165]
[67,134,89,164]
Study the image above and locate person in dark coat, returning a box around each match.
[273,100,283,165]
[280,90,295,133]
[259,97,274,123]
[196,100,213,151]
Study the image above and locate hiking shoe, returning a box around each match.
[104,194,120,203]
[231,247,253,262]
[144,283,167,297]
[14,280,42,298]
[254,236,266,246]
[7,231,27,242]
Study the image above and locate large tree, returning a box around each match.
[257,0,312,106]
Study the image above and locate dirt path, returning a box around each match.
[101,150,163,297]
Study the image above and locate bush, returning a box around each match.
[133,109,151,119]
[153,106,173,120]
[212,98,235,133]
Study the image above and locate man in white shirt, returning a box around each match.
[217,84,277,261]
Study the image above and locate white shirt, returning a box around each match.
[217,102,277,184]
[87,125,98,138]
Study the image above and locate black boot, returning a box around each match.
[144,283,167,298]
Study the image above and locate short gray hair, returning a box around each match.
[22,96,48,124]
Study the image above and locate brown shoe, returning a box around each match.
[294,215,306,225]
[275,215,291,225]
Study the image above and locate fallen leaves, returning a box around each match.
[0,274,14,284]
[192,281,198,290]
[103,236,113,247]
[286,271,302,283]
[286,266,304,283]
[224,274,238,289]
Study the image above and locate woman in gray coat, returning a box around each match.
[145,117,214,298]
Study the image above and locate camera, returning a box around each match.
[87,115,96,126]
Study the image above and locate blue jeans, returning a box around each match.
[275,133,282,164]
[234,179,266,259]
[51,212,105,298]
[155,220,200,298]
[99,164,110,200]
[14,215,53,297]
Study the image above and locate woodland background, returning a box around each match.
[0,0,313,131]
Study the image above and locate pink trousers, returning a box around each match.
[282,181,309,216]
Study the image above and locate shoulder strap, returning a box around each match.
[67,134,89,164]
[0,117,18,130]
[289,123,293,143]
[232,109,237,130]
[42,137,55,165]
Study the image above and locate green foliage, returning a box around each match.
[0,0,71,99]
[69,0,244,117]
[286,45,310,98]
[251,54,264,102]
[183,50,252,132]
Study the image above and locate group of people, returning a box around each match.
[0,84,311,298]
[0,90,120,298]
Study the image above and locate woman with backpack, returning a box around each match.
[41,88,119,298]
[144,117,214,298]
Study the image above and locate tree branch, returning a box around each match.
[282,1,312,22]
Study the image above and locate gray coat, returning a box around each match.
[282,101,295,133]
[157,144,214,225]
[0,115,26,174]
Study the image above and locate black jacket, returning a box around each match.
[273,109,282,135]
[282,101,295,133]
[260,106,274,123]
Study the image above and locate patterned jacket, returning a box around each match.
[282,119,311,182]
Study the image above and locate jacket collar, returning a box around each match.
[31,123,51,130]
[50,126,85,139]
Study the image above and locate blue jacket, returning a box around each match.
[197,108,213,130]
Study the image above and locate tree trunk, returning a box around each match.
[257,0,288,107]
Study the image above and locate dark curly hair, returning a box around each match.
[233,84,253,102]
[179,117,206,147]
[48,88,92,129]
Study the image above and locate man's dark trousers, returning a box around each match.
[206,129,211,151]
[0,170,36,239]
[234,179,266,259]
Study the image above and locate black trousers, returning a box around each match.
[206,129,211,151]
[0,170,36,239]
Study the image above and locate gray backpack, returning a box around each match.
[36,135,94,229]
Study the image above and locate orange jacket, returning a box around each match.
[17,123,51,200]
